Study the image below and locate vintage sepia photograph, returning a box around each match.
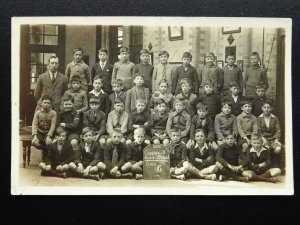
[11,17,293,195]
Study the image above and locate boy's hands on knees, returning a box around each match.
[137,161,143,167]
[83,167,90,176]
[133,124,139,129]
[110,166,118,175]
[45,136,52,145]
[60,123,66,127]
[45,165,51,171]
[244,137,251,145]
[77,163,84,172]
[144,122,149,126]
[93,134,100,142]
[56,165,62,171]
[262,137,268,146]
[32,135,38,145]
[195,158,203,163]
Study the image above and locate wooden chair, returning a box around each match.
[19,126,33,168]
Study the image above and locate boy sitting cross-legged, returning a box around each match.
[122,128,148,180]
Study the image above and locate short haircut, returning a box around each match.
[180,78,192,86]
[174,97,185,107]
[256,84,266,90]
[73,47,84,54]
[89,97,100,104]
[82,127,93,135]
[170,129,180,134]
[182,52,192,60]
[251,134,263,142]
[136,98,146,105]
[203,81,213,87]
[114,98,124,105]
[226,53,236,59]
[93,75,104,83]
[134,73,144,80]
[196,102,208,111]
[134,127,145,136]
[205,52,215,58]
[48,55,58,63]
[159,79,168,86]
[195,129,206,137]
[112,128,122,135]
[240,100,252,107]
[159,50,169,57]
[251,52,260,58]
[98,48,108,54]
[112,79,123,86]
[262,99,274,108]
[41,95,53,103]
[221,101,233,109]
[70,74,81,83]
[140,49,150,55]
[224,132,236,138]
[62,94,74,103]
[120,46,130,53]
[229,81,240,88]
[155,98,166,106]
[56,126,66,135]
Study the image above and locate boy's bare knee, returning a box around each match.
[90,166,98,174]
[153,139,160,145]
[69,162,76,170]
[121,162,132,172]
[242,170,253,179]
[61,164,69,172]
[97,162,106,171]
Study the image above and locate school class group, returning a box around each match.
[31,45,283,183]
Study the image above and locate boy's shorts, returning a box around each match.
[238,135,251,147]
[36,132,47,146]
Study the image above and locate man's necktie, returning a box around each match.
[162,65,167,80]
[51,73,56,83]
[101,63,105,70]
[111,147,118,166]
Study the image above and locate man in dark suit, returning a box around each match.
[91,48,113,94]
[34,55,68,112]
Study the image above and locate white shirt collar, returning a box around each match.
[194,142,208,151]
[89,89,104,96]
[259,113,275,118]
[250,146,267,157]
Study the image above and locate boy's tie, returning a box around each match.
[111,147,118,166]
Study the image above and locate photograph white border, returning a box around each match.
[11,16,293,195]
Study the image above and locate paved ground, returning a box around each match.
[14,145,289,195]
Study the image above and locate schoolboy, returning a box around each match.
[257,100,282,166]
[149,98,170,146]
[133,49,154,92]
[167,129,188,180]
[103,128,132,178]
[111,46,135,91]
[166,98,191,143]
[149,79,174,113]
[222,81,244,116]
[198,81,220,120]
[69,127,103,181]
[252,84,269,117]
[152,50,174,93]
[198,52,223,95]
[175,78,198,117]
[183,129,218,180]
[244,52,269,100]
[32,95,57,159]
[221,54,243,96]
[107,99,129,144]
[89,75,111,116]
[188,102,216,151]
[60,75,88,114]
[108,79,126,111]
[172,52,199,95]
[215,133,249,182]
[127,99,151,145]
[125,73,150,113]
[39,127,74,179]
[241,134,281,183]
[56,95,80,151]
[237,100,258,153]
[91,48,113,94]
[122,128,148,180]
[214,101,238,146]
[65,47,90,91]
[83,97,107,146]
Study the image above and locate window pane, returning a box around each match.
[31,52,43,64]
[118,27,123,37]
[44,35,58,45]
[44,25,58,35]
[43,53,56,64]
[30,25,43,34]
[30,34,43,45]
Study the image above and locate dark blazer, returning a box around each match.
[222,94,245,117]
[56,108,80,133]
[172,65,199,95]
[91,62,114,94]
[74,141,103,167]
[88,91,111,116]
[166,141,188,168]
[189,143,215,170]
[126,141,147,164]
[257,114,281,141]
[43,141,74,167]
[83,109,107,136]
[125,86,150,113]
[104,142,126,169]
[108,91,127,111]
[34,71,68,112]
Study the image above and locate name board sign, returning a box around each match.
[143,144,170,180]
